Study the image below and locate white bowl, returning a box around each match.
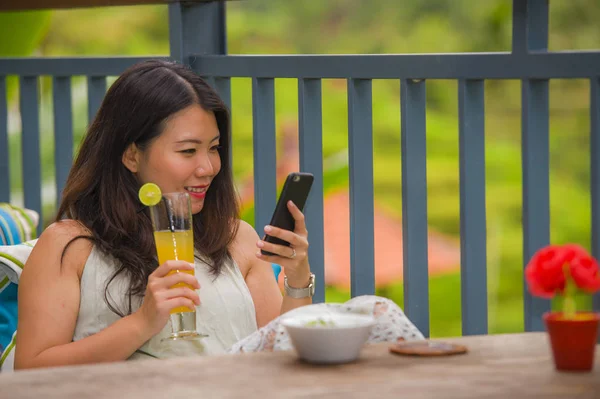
[281,312,376,364]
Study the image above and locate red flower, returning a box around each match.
[525,245,569,298]
[564,244,600,293]
[525,244,600,298]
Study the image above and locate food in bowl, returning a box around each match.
[303,318,337,328]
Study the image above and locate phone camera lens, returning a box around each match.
[293,175,300,182]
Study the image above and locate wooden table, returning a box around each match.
[1,333,598,399]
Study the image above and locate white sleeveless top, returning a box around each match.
[72,247,258,359]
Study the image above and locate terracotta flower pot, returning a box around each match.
[543,311,600,372]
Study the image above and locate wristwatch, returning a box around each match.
[284,273,316,299]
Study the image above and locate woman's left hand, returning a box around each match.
[256,200,311,287]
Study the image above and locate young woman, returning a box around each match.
[15,60,314,369]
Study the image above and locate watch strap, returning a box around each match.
[284,273,315,299]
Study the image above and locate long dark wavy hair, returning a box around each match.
[56,59,239,316]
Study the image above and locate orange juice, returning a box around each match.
[154,229,195,313]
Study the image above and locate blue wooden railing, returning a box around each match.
[1,0,600,338]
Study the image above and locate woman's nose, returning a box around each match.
[195,156,214,176]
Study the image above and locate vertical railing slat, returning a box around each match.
[53,76,73,206]
[458,79,488,335]
[0,76,8,203]
[20,76,42,235]
[401,79,430,337]
[205,76,216,92]
[252,78,277,234]
[521,0,551,333]
[525,0,549,53]
[511,0,527,55]
[168,1,226,65]
[347,78,375,297]
[167,2,185,64]
[591,77,600,315]
[213,77,232,169]
[87,76,106,126]
[522,79,551,331]
[299,78,325,303]
[214,77,231,111]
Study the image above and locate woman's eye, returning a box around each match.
[179,149,196,154]
[210,145,222,152]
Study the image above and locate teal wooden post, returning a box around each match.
[514,0,552,333]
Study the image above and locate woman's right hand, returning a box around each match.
[135,260,201,336]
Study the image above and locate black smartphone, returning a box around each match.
[261,172,314,256]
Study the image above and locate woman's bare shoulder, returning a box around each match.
[38,219,93,249]
[42,219,91,238]
[29,219,94,277]
[229,219,260,277]
[236,219,260,240]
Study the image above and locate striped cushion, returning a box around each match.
[0,203,38,245]
[0,204,38,293]
[0,203,39,371]
[0,240,35,294]
[0,241,36,372]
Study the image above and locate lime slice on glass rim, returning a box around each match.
[138,183,162,206]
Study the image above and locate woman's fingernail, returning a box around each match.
[256,250,262,257]
[264,225,272,233]
[257,241,264,248]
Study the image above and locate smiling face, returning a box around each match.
[122,104,222,214]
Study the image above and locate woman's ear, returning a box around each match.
[122,143,140,173]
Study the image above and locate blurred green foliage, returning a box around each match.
[0,11,52,55]
[4,0,600,337]
[0,11,52,98]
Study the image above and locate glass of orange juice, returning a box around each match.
[146,189,205,341]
